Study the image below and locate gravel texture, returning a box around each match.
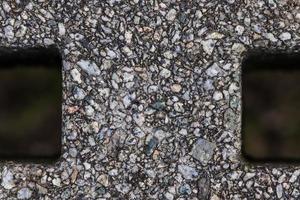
[0,0,300,199]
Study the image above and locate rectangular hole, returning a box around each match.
[0,47,62,162]
[242,51,300,163]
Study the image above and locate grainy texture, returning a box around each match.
[0,0,299,199]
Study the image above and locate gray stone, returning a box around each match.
[197,174,211,200]
[178,183,192,195]
[178,164,198,180]
[77,60,101,76]
[17,188,32,199]
[1,168,15,190]
[166,9,177,21]
[191,139,216,164]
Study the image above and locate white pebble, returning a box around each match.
[166,9,177,21]
[279,32,291,41]
[17,188,32,199]
[70,68,82,84]
[213,91,223,101]
[58,23,66,36]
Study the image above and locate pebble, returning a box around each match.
[279,32,291,41]
[77,60,101,76]
[160,68,171,78]
[276,184,283,198]
[73,87,86,100]
[58,23,66,36]
[17,188,32,199]
[235,25,245,35]
[166,9,177,21]
[191,139,216,164]
[145,137,159,156]
[206,63,222,77]
[1,168,15,190]
[178,183,192,195]
[170,84,182,93]
[201,39,216,55]
[289,170,300,183]
[178,164,198,180]
[70,68,82,84]
[213,91,223,101]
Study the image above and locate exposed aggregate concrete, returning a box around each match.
[0,0,300,199]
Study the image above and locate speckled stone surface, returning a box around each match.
[0,0,299,199]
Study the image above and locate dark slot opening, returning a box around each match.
[242,51,300,163]
[0,46,62,162]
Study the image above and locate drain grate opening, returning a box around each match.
[0,47,62,162]
[242,51,300,162]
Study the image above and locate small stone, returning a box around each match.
[67,106,79,114]
[1,167,15,189]
[197,174,210,199]
[17,188,32,199]
[201,39,216,55]
[231,43,246,54]
[77,60,100,76]
[191,138,216,164]
[15,25,27,37]
[2,1,11,13]
[264,33,278,42]
[213,91,223,101]
[44,38,54,45]
[58,23,66,36]
[151,101,166,111]
[206,32,224,39]
[170,84,182,93]
[296,13,300,21]
[243,173,255,181]
[166,9,177,21]
[235,25,245,35]
[4,25,14,40]
[71,168,78,183]
[122,46,133,56]
[133,113,145,126]
[52,178,61,187]
[178,183,192,195]
[36,184,47,194]
[70,68,82,83]
[160,68,171,78]
[174,102,184,112]
[145,137,159,156]
[125,31,133,43]
[164,192,174,200]
[289,169,300,183]
[115,183,131,194]
[276,184,283,198]
[73,87,86,100]
[279,32,291,41]
[107,49,117,59]
[101,59,112,70]
[203,79,214,91]
[88,136,96,146]
[69,148,77,157]
[97,174,109,187]
[206,63,222,77]
[85,105,95,116]
[178,164,198,180]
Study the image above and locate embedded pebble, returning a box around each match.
[1,168,15,190]
[17,188,32,200]
[191,139,216,164]
[178,164,198,180]
[77,60,101,76]
[279,32,291,41]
